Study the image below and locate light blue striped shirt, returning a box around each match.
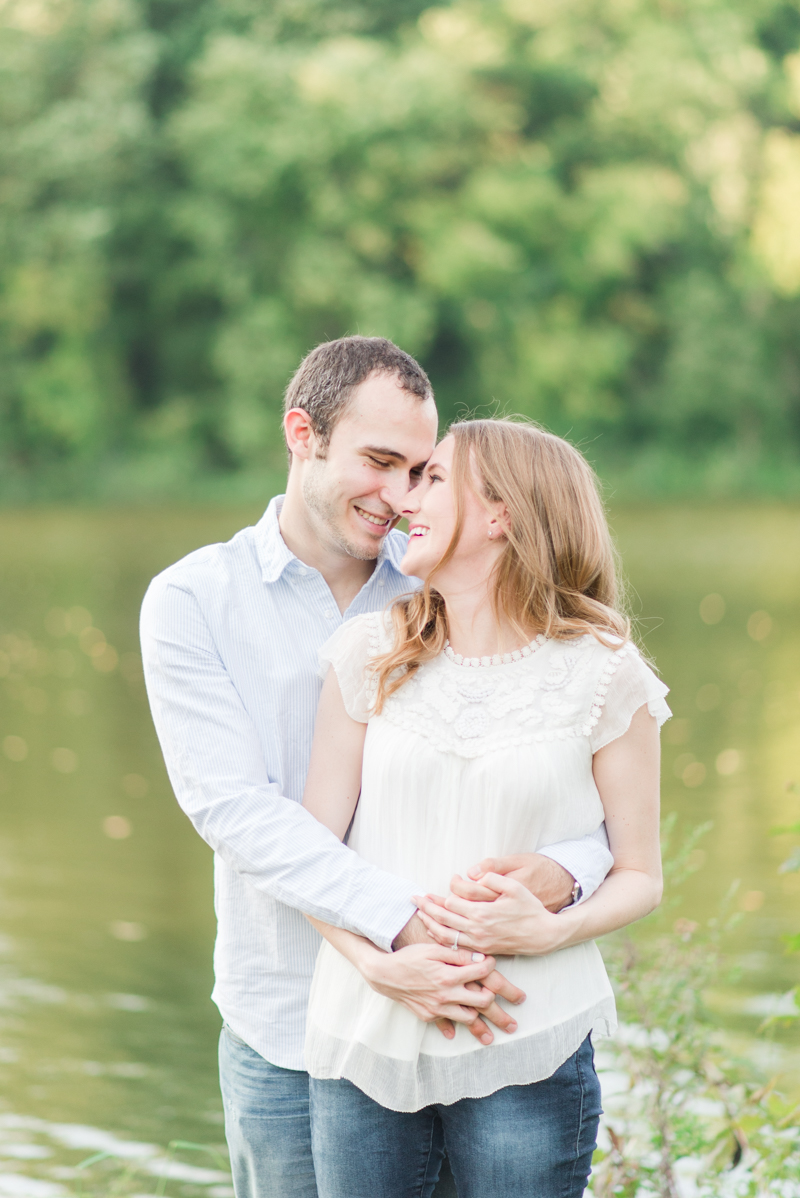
[140,497,612,1070]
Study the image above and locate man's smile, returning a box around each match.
[354,505,392,529]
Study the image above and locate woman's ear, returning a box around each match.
[488,504,511,541]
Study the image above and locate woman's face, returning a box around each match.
[399,435,503,582]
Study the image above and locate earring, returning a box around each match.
[488,529,493,538]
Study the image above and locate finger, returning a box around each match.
[435,1017,455,1040]
[414,942,491,969]
[481,999,519,1035]
[475,871,525,899]
[463,980,520,1030]
[454,947,489,966]
[442,960,499,989]
[448,984,497,1011]
[449,874,499,902]
[434,946,494,972]
[416,895,471,932]
[417,909,453,946]
[438,1004,499,1036]
[417,908,476,950]
[442,891,485,918]
[481,872,548,911]
[467,856,507,880]
[483,968,526,1006]
[465,1013,494,1046]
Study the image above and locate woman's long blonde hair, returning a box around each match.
[371,418,630,712]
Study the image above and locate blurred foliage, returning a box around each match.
[3,0,800,498]
[594,819,800,1197]
[775,779,800,956]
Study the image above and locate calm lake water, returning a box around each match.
[0,503,799,1194]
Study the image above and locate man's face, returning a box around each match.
[301,372,438,561]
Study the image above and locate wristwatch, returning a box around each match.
[569,879,582,906]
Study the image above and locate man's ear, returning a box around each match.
[284,408,316,461]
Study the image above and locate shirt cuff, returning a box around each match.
[537,825,613,906]
[344,881,418,953]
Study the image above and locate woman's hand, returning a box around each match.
[417,705,664,959]
[360,940,525,1044]
[414,872,566,957]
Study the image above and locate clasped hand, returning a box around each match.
[366,939,525,1046]
[414,866,563,957]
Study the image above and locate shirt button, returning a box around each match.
[377,579,386,588]
[324,610,334,619]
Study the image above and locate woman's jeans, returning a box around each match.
[309,1035,602,1198]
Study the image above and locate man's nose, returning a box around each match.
[396,479,422,521]
[380,473,417,517]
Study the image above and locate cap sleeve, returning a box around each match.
[589,644,671,753]
[318,613,383,723]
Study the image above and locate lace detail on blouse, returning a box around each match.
[319,611,669,759]
[378,631,639,759]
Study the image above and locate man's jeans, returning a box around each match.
[218,1025,457,1198]
[309,1036,602,1198]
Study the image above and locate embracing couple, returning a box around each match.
[141,337,669,1198]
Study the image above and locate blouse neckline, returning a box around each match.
[443,633,547,668]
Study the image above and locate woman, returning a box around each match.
[301,419,669,1198]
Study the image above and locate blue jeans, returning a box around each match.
[218,1025,457,1198]
[309,1036,602,1198]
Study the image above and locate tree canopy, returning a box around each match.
[2,0,800,496]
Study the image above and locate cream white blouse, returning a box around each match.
[304,613,670,1112]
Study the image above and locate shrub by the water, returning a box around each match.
[593,818,800,1197]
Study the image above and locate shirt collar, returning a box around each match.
[255,496,295,584]
[255,494,409,586]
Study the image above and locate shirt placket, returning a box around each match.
[295,565,344,631]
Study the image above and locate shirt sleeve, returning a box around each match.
[140,576,416,952]
[318,614,378,723]
[589,645,671,754]
[537,825,613,904]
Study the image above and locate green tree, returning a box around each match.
[3,0,800,493]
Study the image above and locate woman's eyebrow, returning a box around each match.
[425,459,446,473]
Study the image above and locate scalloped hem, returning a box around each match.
[305,998,617,1112]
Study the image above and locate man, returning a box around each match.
[140,337,612,1197]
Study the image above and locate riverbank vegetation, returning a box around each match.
[2,0,800,501]
[593,819,800,1197]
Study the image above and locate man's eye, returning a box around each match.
[368,457,390,468]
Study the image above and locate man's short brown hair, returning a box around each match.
[283,336,433,450]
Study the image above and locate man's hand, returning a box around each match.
[384,912,525,1045]
[362,941,524,1043]
[466,853,576,913]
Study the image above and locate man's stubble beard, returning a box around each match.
[302,457,383,563]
